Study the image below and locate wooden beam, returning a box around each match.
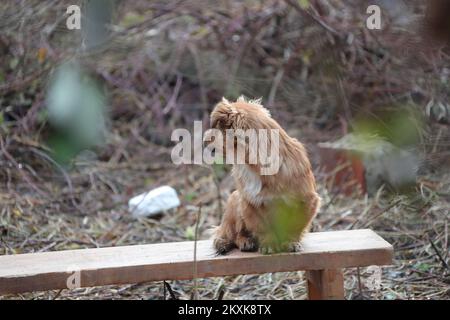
[306,269,345,300]
[0,229,393,295]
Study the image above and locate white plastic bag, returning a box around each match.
[128,186,180,218]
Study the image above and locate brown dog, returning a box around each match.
[208,96,321,254]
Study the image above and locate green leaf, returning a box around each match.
[184,192,198,202]
[298,0,309,9]
[185,226,195,241]
[144,177,154,186]
[9,58,19,69]
[121,12,146,28]
[414,262,431,272]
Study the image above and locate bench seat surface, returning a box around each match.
[0,229,393,294]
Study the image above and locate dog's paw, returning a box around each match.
[236,234,259,252]
[259,244,274,255]
[213,237,235,255]
[259,241,300,254]
[285,242,301,252]
[258,239,276,254]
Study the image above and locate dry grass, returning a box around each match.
[0,139,449,300]
[0,0,449,300]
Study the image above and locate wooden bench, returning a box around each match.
[0,229,393,299]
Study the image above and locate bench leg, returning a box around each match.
[305,269,345,300]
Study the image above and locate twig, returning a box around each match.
[52,289,63,300]
[0,136,51,199]
[217,287,225,300]
[267,66,285,109]
[357,267,364,298]
[163,281,166,300]
[191,205,202,300]
[360,199,403,228]
[163,281,177,300]
[428,237,449,271]
[29,147,81,212]
[283,0,341,38]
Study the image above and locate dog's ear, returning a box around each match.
[237,95,271,118]
[210,97,238,130]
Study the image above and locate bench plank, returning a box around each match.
[0,229,393,294]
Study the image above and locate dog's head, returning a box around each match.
[210,96,272,132]
[205,97,280,175]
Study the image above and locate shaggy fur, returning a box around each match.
[209,97,321,254]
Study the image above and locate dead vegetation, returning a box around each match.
[0,0,449,299]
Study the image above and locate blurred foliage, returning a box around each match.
[263,197,308,251]
[83,0,115,50]
[353,106,424,147]
[46,62,107,164]
[120,11,148,28]
[0,0,449,300]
